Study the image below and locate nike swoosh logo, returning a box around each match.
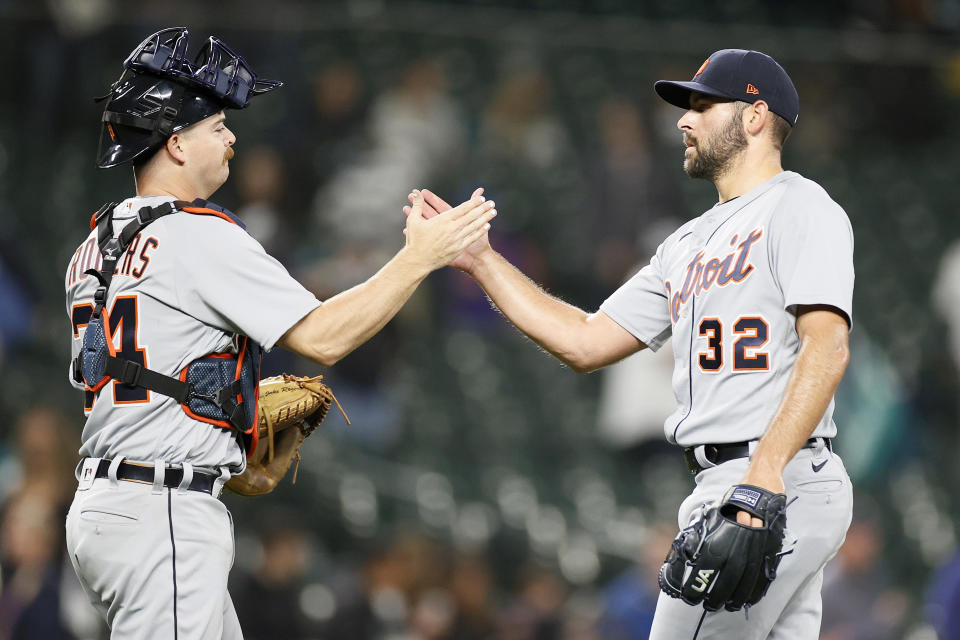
[811,460,828,473]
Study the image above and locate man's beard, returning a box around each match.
[683,111,747,181]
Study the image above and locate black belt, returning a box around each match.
[92,459,218,494]
[682,437,832,476]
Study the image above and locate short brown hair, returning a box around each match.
[734,101,791,150]
[770,113,792,150]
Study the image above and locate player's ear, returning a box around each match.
[745,100,769,137]
[165,132,188,165]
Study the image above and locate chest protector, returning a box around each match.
[72,199,262,455]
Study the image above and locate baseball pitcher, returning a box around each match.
[411,49,854,639]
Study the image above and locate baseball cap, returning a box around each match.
[654,49,799,126]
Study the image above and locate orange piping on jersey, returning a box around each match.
[89,211,98,230]
[119,233,142,277]
[732,315,770,371]
[67,246,83,287]
[697,317,724,373]
[111,295,151,405]
[79,238,97,278]
[83,390,95,413]
[132,237,159,279]
[72,303,94,337]
[181,206,240,226]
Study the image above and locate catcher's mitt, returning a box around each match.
[658,484,788,612]
[253,374,349,465]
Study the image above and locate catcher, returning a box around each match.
[226,374,348,497]
[65,27,494,640]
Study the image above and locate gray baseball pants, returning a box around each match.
[65,460,242,639]
[649,443,853,640]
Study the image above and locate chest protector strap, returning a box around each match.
[73,199,261,454]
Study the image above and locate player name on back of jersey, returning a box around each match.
[665,227,763,323]
[65,233,160,288]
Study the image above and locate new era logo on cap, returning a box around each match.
[654,49,800,126]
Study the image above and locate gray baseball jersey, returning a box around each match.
[64,196,321,471]
[599,171,853,447]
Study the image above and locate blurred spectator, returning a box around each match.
[313,58,463,252]
[595,344,675,453]
[410,587,456,640]
[323,542,397,639]
[324,530,449,639]
[479,68,570,174]
[473,66,580,242]
[927,544,960,640]
[0,238,37,368]
[585,98,680,292]
[932,240,960,370]
[0,490,72,640]
[0,408,103,639]
[498,565,567,640]
[594,250,679,454]
[446,554,496,640]
[235,145,290,259]
[308,59,370,184]
[233,520,314,640]
[2,407,77,513]
[299,59,466,448]
[596,523,675,640]
[820,503,909,640]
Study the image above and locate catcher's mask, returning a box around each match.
[96,27,282,168]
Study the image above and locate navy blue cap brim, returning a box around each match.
[654,80,738,110]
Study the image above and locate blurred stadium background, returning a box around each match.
[1,0,960,638]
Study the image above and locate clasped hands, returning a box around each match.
[402,187,492,273]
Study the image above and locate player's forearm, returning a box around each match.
[283,247,431,365]
[467,250,598,372]
[748,326,850,480]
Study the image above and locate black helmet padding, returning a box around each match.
[96,27,281,168]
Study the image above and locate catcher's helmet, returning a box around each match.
[97,27,282,168]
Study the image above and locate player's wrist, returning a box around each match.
[462,247,496,279]
[738,465,786,494]
[395,246,438,279]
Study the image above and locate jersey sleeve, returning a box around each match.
[769,189,854,326]
[174,217,321,351]
[598,248,672,351]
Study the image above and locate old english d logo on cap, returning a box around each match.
[694,58,710,78]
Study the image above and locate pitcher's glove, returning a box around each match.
[658,485,788,612]
[254,374,348,464]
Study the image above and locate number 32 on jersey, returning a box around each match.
[697,315,769,372]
